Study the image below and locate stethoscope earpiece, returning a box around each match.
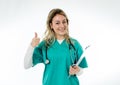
[45,59,50,64]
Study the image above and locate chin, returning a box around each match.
[59,32,66,35]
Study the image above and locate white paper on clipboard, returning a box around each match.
[75,45,90,66]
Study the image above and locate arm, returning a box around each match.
[24,32,40,69]
[76,67,83,76]
[69,39,88,76]
[24,45,34,69]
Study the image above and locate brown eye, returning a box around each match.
[56,22,60,24]
[63,21,67,24]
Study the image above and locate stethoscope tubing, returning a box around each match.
[45,39,77,65]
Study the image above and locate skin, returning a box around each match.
[50,14,68,40]
[31,32,40,47]
[31,14,80,76]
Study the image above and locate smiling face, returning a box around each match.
[50,14,68,40]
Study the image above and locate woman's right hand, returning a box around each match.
[31,32,40,47]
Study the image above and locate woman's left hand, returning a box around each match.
[69,65,80,75]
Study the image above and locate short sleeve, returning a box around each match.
[79,57,88,68]
[75,40,88,68]
[32,41,45,66]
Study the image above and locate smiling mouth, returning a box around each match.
[59,30,65,32]
[59,28,66,32]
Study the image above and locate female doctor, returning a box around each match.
[24,8,88,85]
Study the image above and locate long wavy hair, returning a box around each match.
[43,8,69,46]
[43,8,70,46]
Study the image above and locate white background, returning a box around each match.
[0,0,120,85]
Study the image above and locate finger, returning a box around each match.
[70,67,74,72]
[69,70,75,75]
[35,32,38,38]
[72,65,77,69]
[36,38,40,42]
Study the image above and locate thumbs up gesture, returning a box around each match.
[31,32,40,47]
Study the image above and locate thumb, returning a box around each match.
[34,32,38,38]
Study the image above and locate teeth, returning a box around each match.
[60,29,64,31]
[59,29,65,31]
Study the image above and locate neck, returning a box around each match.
[56,35,65,40]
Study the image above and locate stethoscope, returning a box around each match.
[44,39,77,65]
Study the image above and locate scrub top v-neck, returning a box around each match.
[32,38,88,85]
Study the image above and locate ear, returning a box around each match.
[50,23,53,29]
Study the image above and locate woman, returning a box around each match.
[24,8,88,85]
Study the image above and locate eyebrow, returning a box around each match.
[54,19,67,22]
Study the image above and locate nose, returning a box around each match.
[60,23,64,28]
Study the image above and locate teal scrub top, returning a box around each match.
[32,38,88,85]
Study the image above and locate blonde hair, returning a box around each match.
[43,8,70,46]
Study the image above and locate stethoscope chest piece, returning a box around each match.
[45,59,50,64]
